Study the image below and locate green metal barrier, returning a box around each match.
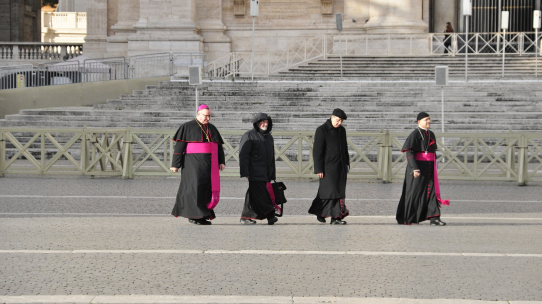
[1,127,541,185]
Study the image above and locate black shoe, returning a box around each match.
[200,219,212,225]
[189,219,212,225]
[267,216,278,225]
[330,218,347,225]
[316,216,326,223]
[430,218,446,226]
[240,218,256,225]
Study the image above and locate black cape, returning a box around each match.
[309,119,350,219]
[396,128,441,224]
[171,119,225,220]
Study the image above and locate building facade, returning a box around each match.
[83,0,535,60]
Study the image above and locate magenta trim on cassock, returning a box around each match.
[186,142,220,210]
[266,182,281,212]
[414,152,450,206]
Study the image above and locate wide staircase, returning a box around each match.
[2,80,542,132]
[276,55,542,80]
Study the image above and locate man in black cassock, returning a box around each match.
[239,113,279,225]
[170,104,226,225]
[396,112,449,226]
[308,109,350,225]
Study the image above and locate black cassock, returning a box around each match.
[396,127,441,224]
[308,119,350,219]
[171,119,225,220]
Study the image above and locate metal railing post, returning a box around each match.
[517,133,527,186]
[377,129,384,178]
[297,133,303,177]
[40,132,45,174]
[387,33,391,56]
[506,130,515,179]
[382,130,392,183]
[122,127,133,179]
[0,128,5,177]
[80,126,89,174]
[323,34,327,59]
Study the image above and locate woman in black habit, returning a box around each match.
[170,104,226,225]
[238,113,280,225]
[396,112,449,226]
[308,109,350,225]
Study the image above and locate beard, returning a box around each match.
[260,126,267,131]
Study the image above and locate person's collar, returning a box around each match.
[418,126,428,131]
[325,119,335,129]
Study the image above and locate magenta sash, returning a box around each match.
[186,142,220,210]
[414,152,450,206]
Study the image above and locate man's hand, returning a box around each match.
[317,172,324,178]
[170,167,178,173]
[220,164,226,171]
[413,170,420,178]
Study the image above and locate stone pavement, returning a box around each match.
[0,176,541,304]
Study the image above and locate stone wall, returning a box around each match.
[0,0,41,42]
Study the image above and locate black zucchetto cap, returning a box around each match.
[332,108,347,120]
[417,112,430,121]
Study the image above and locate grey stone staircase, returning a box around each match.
[276,55,542,80]
[2,80,542,132]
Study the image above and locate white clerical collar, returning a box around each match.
[418,126,428,131]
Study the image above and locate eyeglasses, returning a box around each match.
[200,114,212,119]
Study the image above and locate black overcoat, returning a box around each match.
[239,113,276,182]
[396,128,441,224]
[313,119,349,199]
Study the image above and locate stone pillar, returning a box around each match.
[196,0,231,61]
[127,0,203,57]
[84,0,108,58]
[106,0,139,56]
[365,0,428,33]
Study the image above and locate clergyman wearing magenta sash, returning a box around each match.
[170,104,226,225]
[396,112,450,226]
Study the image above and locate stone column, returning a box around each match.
[196,0,231,61]
[106,0,139,56]
[84,0,108,58]
[127,0,203,57]
[365,0,428,33]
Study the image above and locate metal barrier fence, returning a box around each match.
[128,52,208,79]
[207,32,542,77]
[0,65,35,89]
[1,128,541,185]
[0,52,207,90]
